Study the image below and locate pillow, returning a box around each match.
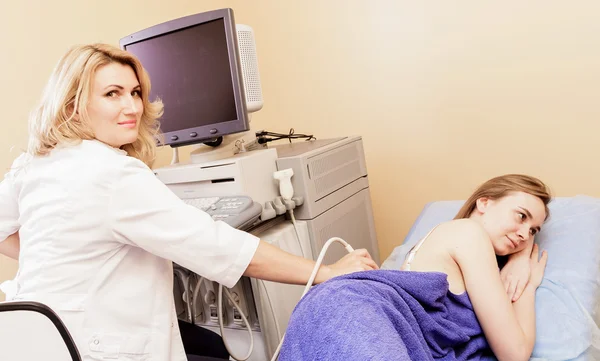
[381,196,600,360]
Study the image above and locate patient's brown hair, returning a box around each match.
[454,174,552,220]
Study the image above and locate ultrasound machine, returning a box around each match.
[119,8,380,360]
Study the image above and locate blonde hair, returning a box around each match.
[454,174,552,220]
[27,43,163,167]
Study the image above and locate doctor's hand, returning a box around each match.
[245,241,378,286]
[316,249,379,283]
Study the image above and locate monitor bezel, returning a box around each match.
[119,8,249,148]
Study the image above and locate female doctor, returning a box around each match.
[0,43,378,361]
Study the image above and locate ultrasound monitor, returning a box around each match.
[120,8,249,148]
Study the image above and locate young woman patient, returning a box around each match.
[279,174,549,361]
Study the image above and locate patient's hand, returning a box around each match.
[501,250,531,302]
[529,244,548,288]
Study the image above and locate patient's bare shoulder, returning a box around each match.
[435,219,495,258]
[434,218,488,238]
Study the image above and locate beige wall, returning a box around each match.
[2,1,600,299]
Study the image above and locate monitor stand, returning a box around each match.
[188,130,261,164]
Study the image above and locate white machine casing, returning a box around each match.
[153,148,279,210]
[162,136,379,360]
[173,217,310,361]
[274,136,380,265]
[248,218,311,358]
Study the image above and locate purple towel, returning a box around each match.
[279,270,492,361]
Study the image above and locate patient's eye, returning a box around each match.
[530,228,537,236]
[517,212,526,221]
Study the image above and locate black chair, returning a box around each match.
[0,301,82,361]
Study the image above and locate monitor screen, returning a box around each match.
[120,9,248,147]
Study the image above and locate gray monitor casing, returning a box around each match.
[119,8,249,147]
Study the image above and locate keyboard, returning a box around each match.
[183,195,263,230]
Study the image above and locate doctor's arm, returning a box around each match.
[0,232,19,260]
[110,160,378,289]
[0,159,22,261]
[244,240,377,285]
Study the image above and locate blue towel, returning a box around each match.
[279,270,492,361]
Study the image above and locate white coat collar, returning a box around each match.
[85,139,128,155]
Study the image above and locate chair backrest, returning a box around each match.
[0,301,81,361]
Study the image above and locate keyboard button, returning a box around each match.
[182,195,259,230]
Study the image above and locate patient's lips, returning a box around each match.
[506,236,518,248]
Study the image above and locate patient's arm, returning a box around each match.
[501,239,534,301]
[0,232,20,260]
[450,220,537,361]
[510,244,547,357]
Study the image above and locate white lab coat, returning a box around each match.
[0,139,260,360]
